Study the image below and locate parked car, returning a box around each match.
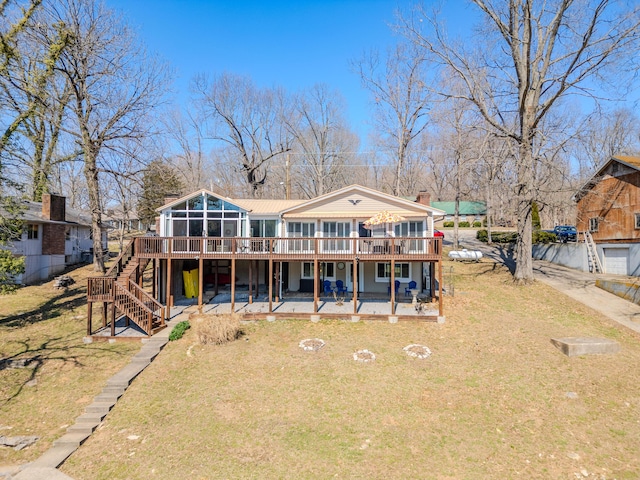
[434,230,445,238]
[553,225,577,243]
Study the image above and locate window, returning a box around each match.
[289,222,315,252]
[251,219,277,237]
[26,224,38,239]
[301,262,335,280]
[635,214,640,229]
[375,262,411,282]
[589,217,599,232]
[395,221,423,237]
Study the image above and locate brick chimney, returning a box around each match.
[415,191,431,206]
[42,194,66,221]
[164,194,180,205]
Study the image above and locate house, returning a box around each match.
[86,185,447,337]
[104,207,146,232]
[574,155,640,275]
[430,201,486,224]
[2,194,107,284]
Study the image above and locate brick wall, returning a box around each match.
[42,224,66,255]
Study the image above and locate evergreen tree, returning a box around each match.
[137,160,185,228]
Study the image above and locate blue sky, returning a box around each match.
[108,0,414,141]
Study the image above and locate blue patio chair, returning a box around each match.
[335,279,348,295]
[388,279,400,295]
[323,280,333,295]
[405,280,417,296]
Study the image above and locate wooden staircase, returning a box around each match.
[100,240,166,336]
[114,258,165,335]
[583,231,603,274]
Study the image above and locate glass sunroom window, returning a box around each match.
[168,192,246,237]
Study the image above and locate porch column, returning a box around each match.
[353,259,358,314]
[231,257,236,313]
[430,262,436,302]
[87,302,92,336]
[313,258,318,313]
[197,255,203,309]
[438,259,443,317]
[166,259,173,308]
[248,260,253,304]
[152,259,157,300]
[110,302,116,337]
[390,259,396,315]
[274,262,280,302]
[268,258,273,313]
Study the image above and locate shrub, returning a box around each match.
[169,321,190,341]
[191,313,242,345]
[533,230,557,244]
[459,221,470,227]
[443,221,454,227]
[472,221,482,228]
[476,229,518,243]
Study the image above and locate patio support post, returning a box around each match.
[102,302,107,328]
[110,302,116,337]
[166,259,173,308]
[214,260,219,296]
[275,262,280,302]
[248,260,253,304]
[198,255,203,309]
[231,258,236,313]
[313,258,318,313]
[438,259,443,316]
[87,301,92,336]
[430,262,436,302]
[152,259,157,300]
[353,259,358,314]
[390,259,396,315]
[268,258,273,313]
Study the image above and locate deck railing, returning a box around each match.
[134,236,441,258]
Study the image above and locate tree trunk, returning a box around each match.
[513,137,534,283]
[84,146,106,273]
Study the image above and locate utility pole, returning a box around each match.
[285,154,291,200]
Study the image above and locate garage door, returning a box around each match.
[604,248,629,275]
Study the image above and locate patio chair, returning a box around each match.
[335,279,348,295]
[388,280,400,295]
[405,280,417,296]
[323,280,333,295]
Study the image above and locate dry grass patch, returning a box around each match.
[61,259,640,479]
[0,263,139,466]
[190,312,243,345]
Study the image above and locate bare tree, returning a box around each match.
[194,73,291,198]
[46,0,170,272]
[284,84,358,198]
[577,108,640,176]
[401,0,640,283]
[354,42,432,196]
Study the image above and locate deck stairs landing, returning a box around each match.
[584,231,603,274]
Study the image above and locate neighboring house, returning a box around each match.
[86,185,447,335]
[573,155,640,275]
[104,208,146,232]
[431,201,486,224]
[2,194,107,284]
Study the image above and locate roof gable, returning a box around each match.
[574,155,640,201]
[157,189,247,213]
[281,184,444,218]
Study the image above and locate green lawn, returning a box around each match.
[55,260,640,480]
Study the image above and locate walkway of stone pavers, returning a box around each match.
[9,308,188,480]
